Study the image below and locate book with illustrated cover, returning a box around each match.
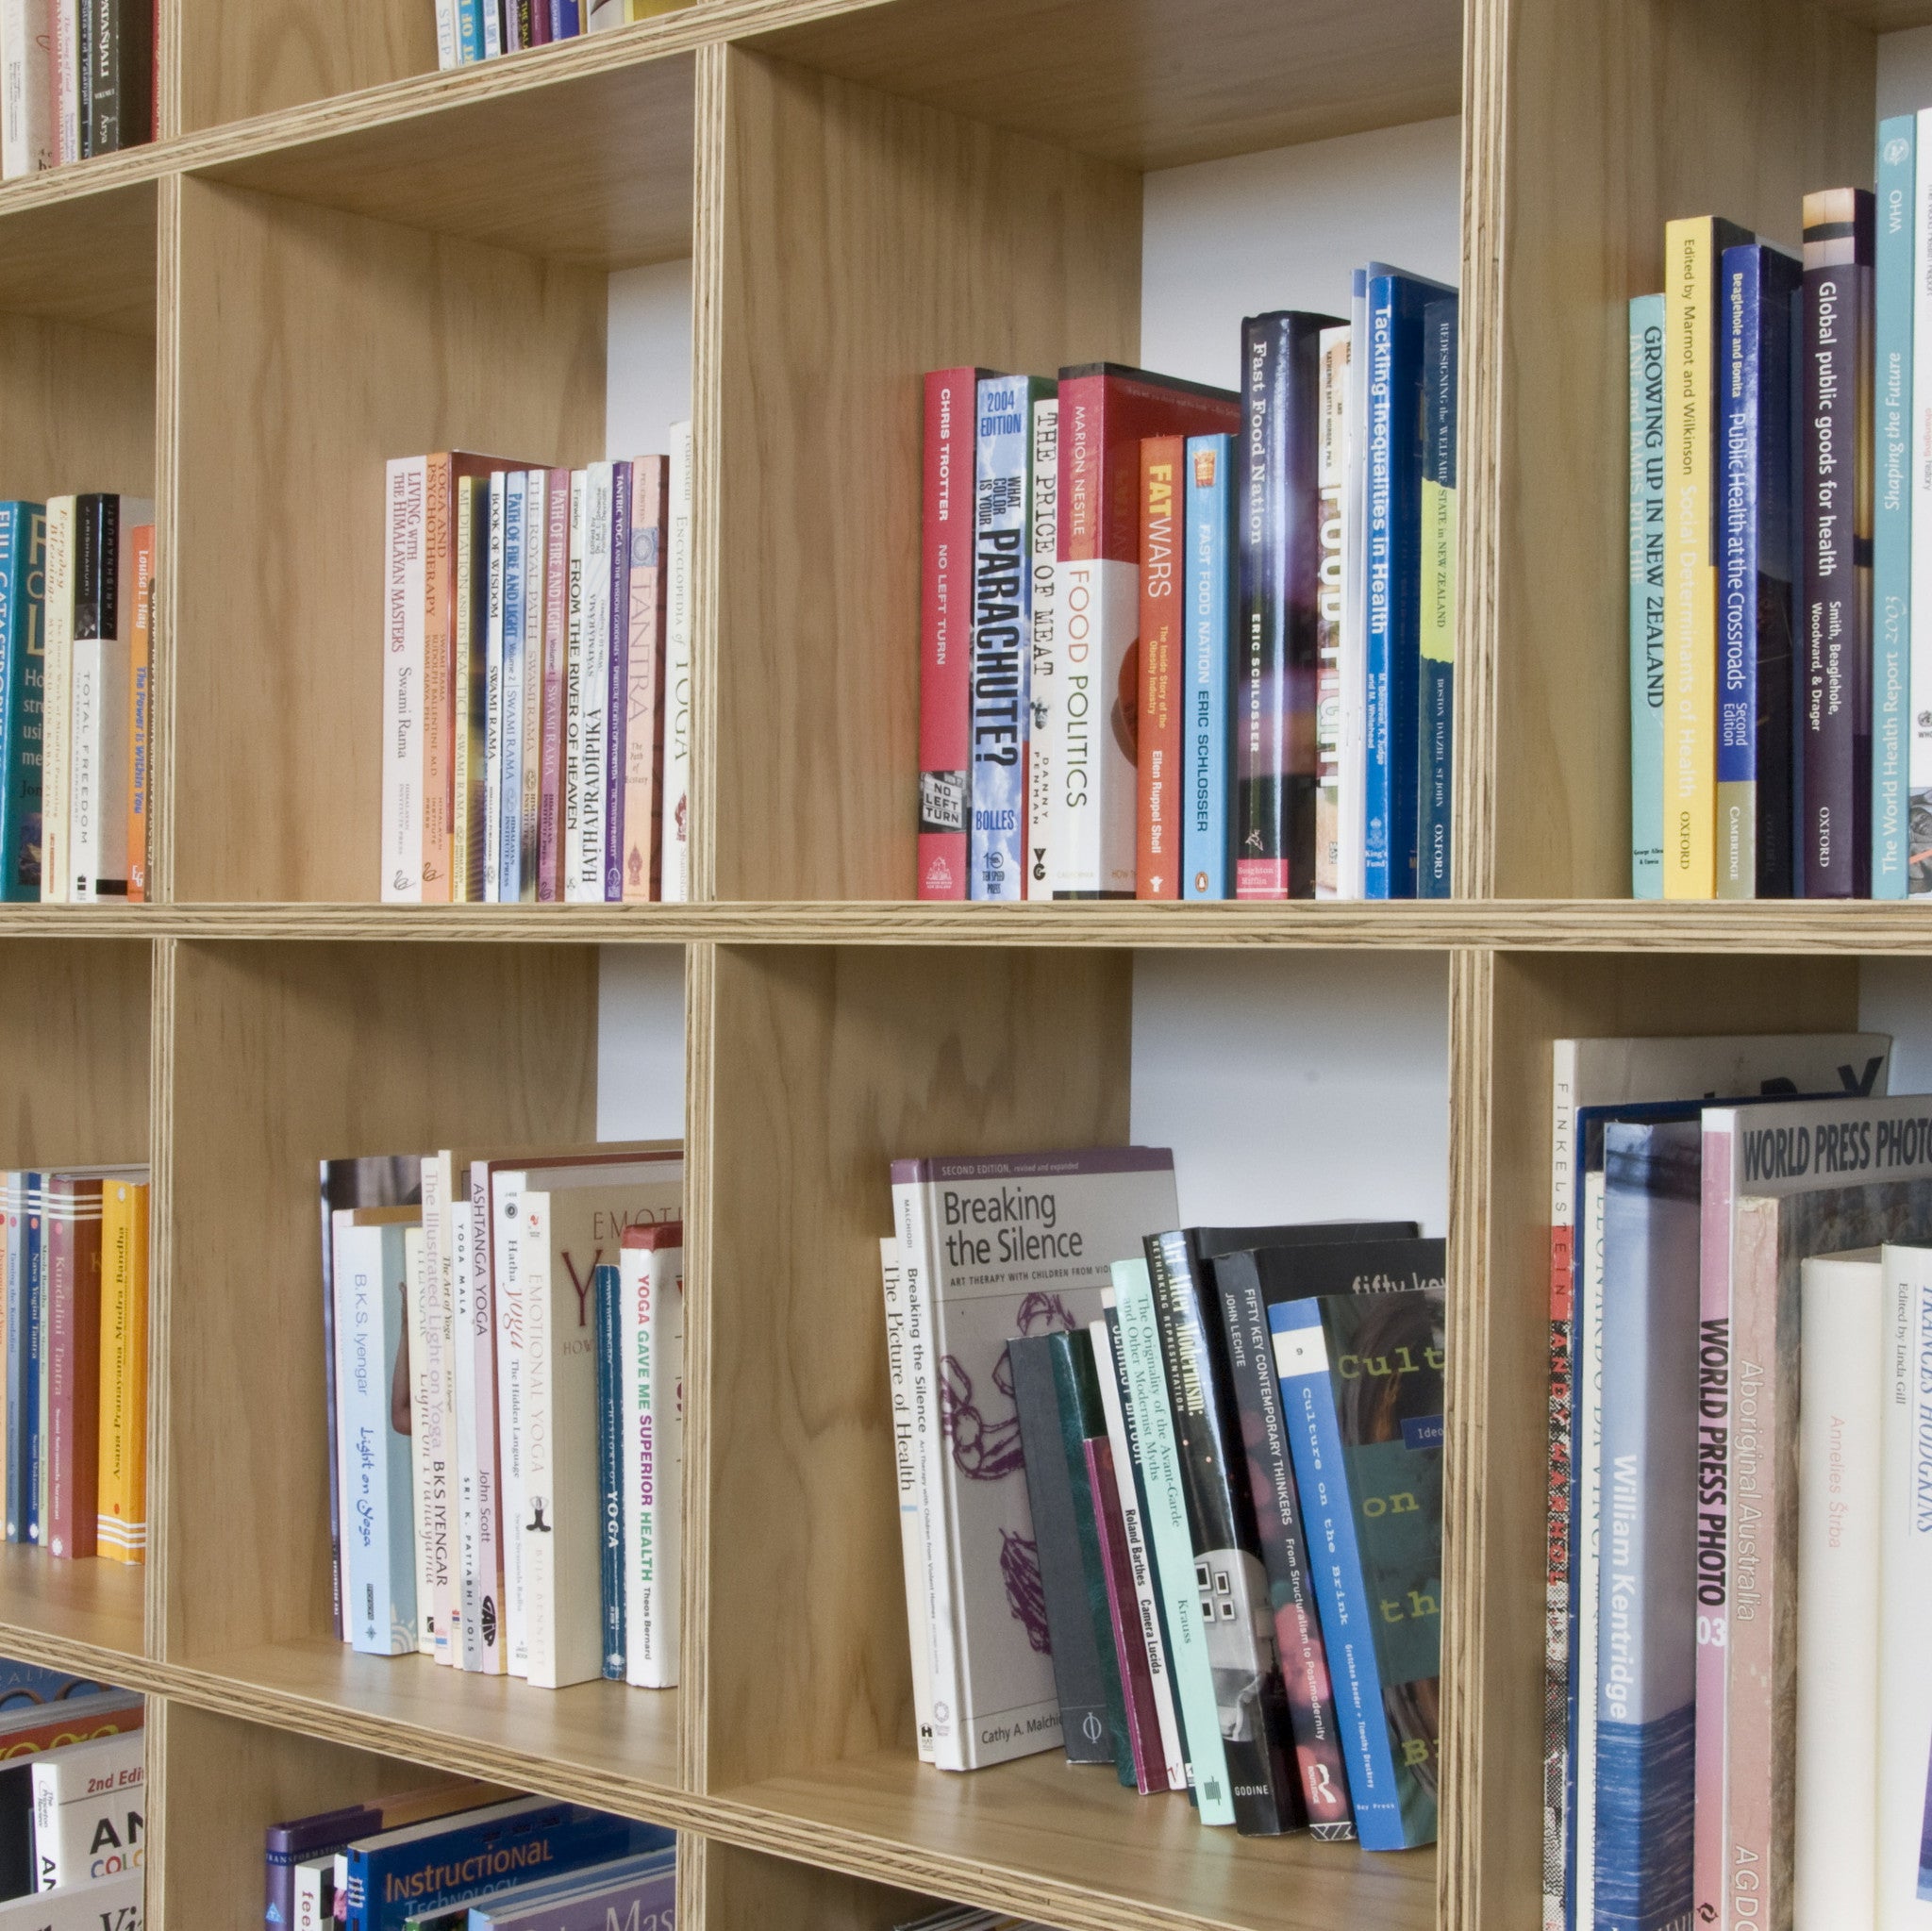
[891,1148,1178,1770]
[0,504,44,900]
[1272,1285,1444,1851]
[466,1849,675,1930]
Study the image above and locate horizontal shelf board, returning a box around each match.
[739,0,1462,172]
[0,179,158,334]
[162,1640,687,1817]
[10,899,1932,951]
[715,1748,1434,1931]
[0,1543,146,1665]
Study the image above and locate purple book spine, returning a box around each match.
[604,460,633,901]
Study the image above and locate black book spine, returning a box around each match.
[76,1,94,158]
[1145,1229,1303,1835]
[73,496,112,643]
[87,1,154,157]
[1750,251,1801,899]
[1007,1336,1117,1767]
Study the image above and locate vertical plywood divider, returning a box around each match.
[1462,0,1876,900]
[153,176,181,907]
[707,45,1141,901]
[145,936,175,1660]
[691,942,1131,1793]
[689,44,725,908]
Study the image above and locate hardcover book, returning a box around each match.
[890,1147,1179,1770]
[1913,106,1932,900]
[1183,435,1235,902]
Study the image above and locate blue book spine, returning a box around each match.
[345,1224,417,1657]
[1629,297,1666,897]
[968,374,1037,902]
[1270,1295,1407,1850]
[605,460,632,903]
[0,505,44,900]
[1418,296,1457,899]
[479,0,503,58]
[498,471,526,905]
[24,1180,41,1547]
[554,0,580,34]
[457,0,484,60]
[594,1260,625,1682]
[1593,1123,1699,1931]
[1183,434,1235,899]
[4,1179,26,1541]
[1875,116,1915,898]
[1364,275,1430,898]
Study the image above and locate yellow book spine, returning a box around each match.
[94,1181,147,1564]
[1664,218,1716,897]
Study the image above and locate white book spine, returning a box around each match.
[1573,1167,1607,1930]
[403,1223,437,1657]
[433,0,458,67]
[0,0,52,177]
[520,469,546,900]
[659,422,692,903]
[294,1856,334,1929]
[1341,274,1371,898]
[879,1237,935,1756]
[1050,557,1138,894]
[447,1159,481,1669]
[587,0,623,27]
[421,1155,457,1662]
[1794,1251,1883,1930]
[68,635,106,902]
[632,1238,682,1687]
[891,1177,962,1767]
[570,461,613,903]
[381,458,427,902]
[1091,1315,1186,1792]
[39,498,74,905]
[1024,396,1058,900]
[483,471,507,904]
[519,1190,560,1684]
[480,0,503,56]
[562,471,589,898]
[342,1222,415,1656]
[492,1173,531,1675]
[330,1210,358,1637]
[52,0,75,165]
[30,1732,142,1893]
[1876,1242,1932,1928]
[462,1164,506,1673]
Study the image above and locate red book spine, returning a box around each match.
[1084,1434,1160,1794]
[538,466,571,901]
[46,1178,102,1560]
[918,368,981,899]
[1137,436,1183,898]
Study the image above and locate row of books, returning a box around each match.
[263,1781,672,1931]
[0,1660,142,1926]
[0,1171,148,1563]
[1537,1031,1932,1931]
[918,275,1458,906]
[432,0,683,67]
[378,441,693,906]
[321,1146,682,1690]
[886,1149,1443,1851]
[0,1,153,178]
[0,498,156,905]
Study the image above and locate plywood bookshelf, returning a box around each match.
[0,0,1921,1925]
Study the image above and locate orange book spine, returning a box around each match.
[125,526,155,903]
[1137,436,1184,898]
[420,455,455,904]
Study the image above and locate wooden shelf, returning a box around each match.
[0,1546,147,1677]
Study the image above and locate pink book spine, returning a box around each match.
[537,466,571,902]
[1726,1195,1783,1931]
[918,369,979,899]
[1084,1434,1160,1795]
[469,1169,506,1673]
[1694,1119,1732,1931]
[622,458,668,902]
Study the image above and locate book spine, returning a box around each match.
[494,1177,531,1675]
[1663,219,1720,898]
[1136,432,1183,899]
[562,470,588,906]
[1084,1432,1161,1792]
[1215,1262,1357,1838]
[1791,1256,1882,1930]
[1272,1296,1407,1850]
[881,1240,937,1759]
[519,470,544,900]
[1091,1315,1186,1791]
[1569,1169,1609,1929]
[0,505,46,900]
[498,470,527,904]
[4,1178,25,1540]
[594,1261,625,1681]
[1876,1244,1932,1930]
[636,1240,681,1688]
[919,369,974,899]
[344,1226,416,1656]
[1542,1053,1578,1931]
[1798,191,1875,897]
[1183,434,1234,900]
[1340,269,1370,899]
[483,471,507,902]
[91,0,148,155]
[481,0,504,56]
[1110,1258,1237,1824]
[1717,254,1760,898]
[659,422,692,903]
[70,492,127,900]
[0,0,54,176]
[24,1182,41,1543]
[518,1194,560,1684]
[1875,119,1914,898]
[1024,393,1058,899]
[1693,1118,1734,1930]
[538,467,570,901]
[1316,330,1348,898]
[46,1177,102,1559]
[452,478,485,901]
[94,1179,144,1562]
[404,1225,438,1656]
[621,458,667,902]
[1911,107,1932,898]
[53,0,77,164]
[39,498,72,904]
[381,459,427,903]
[1631,297,1667,899]
[434,0,458,66]
[969,374,1035,903]
[1417,298,1457,898]
[527,0,550,42]
[125,521,152,902]
[603,457,632,903]
[455,0,480,58]
[420,456,454,904]
[571,462,612,903]
[465,1167,506,1673]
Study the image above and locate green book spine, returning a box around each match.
[0,504,46,901]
